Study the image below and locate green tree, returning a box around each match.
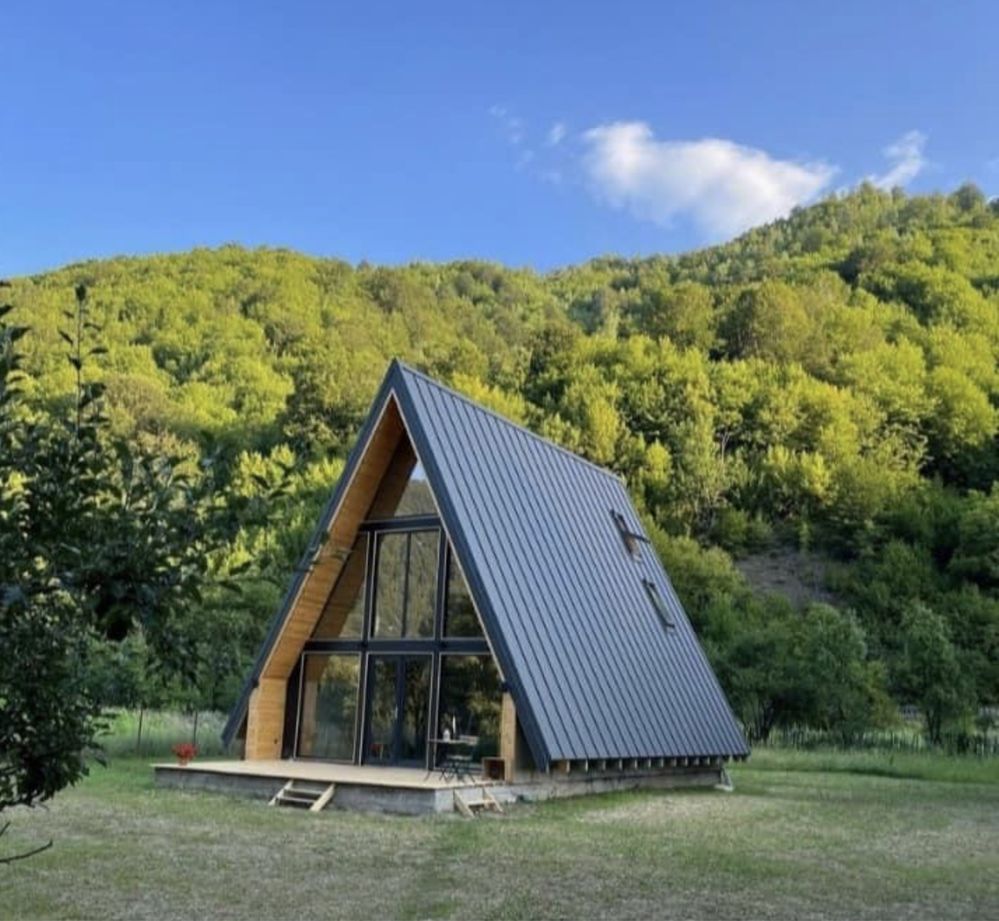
[634,281,717,349]
[789,604,890,742]
[896,603,970,744]
[949,487,999,590]
[0,298,104,861]
[722,281,811,362]
[0,289,231,860]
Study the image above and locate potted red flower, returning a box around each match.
[172,742,198,766]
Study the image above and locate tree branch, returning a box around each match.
[0,820,54,865]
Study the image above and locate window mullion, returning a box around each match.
[401,532,412,637]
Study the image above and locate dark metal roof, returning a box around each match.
[224,360,749,765]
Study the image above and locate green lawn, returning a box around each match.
[2,752,998,920]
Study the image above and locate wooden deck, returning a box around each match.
[154,758,489,790]
[153,757,728,815]
[153,758,500,814]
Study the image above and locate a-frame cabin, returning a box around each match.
[160,361,748,813]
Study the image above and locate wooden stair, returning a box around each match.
[453,787,504,818]
[269,780,336,812]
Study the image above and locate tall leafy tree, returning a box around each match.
[896,604,971,744]
[0,288,233,861]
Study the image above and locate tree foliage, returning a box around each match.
[2,185,997,755]
[0,289,241,860]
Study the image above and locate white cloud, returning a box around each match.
[489,105,525,145]
[867,130,927,189]
[546,121,567,147]
[581,121,835,238]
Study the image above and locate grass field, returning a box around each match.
[2,751,997,920]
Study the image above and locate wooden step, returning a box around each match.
[269,780,336,812]
[453,787,504,818]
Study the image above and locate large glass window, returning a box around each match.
[297,654,361,761]
[444,553,484,638]
[373,530,438,638]
[366,655,431,765]
[436,655,501,764]
[295,516,495,767]
[407,531,438,635]
[374,533,407,636]
[312,534,367,639]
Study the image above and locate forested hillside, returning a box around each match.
[6,183,998,743]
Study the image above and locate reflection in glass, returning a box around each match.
[399,657,431,763]
[297,654,360,761]
[444,553,483,638]
[406,531,437,637]
[373,530,439,638]
[436,655,501,764]
[374,533,406,637]
[366,657,398,763]
[365,655,431,765]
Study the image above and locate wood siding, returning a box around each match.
[244,397,405,759]
[500,691,518,782]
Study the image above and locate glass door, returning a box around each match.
[295,653,361,761]
[363,654,431,766]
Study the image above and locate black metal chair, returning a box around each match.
[435,736,478,782]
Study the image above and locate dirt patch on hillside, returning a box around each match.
[735,548,841,609]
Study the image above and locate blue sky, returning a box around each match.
[1,0,995,276]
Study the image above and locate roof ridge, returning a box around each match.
[393,360,625,484]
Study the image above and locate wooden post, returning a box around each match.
[500,692,518,782]
[245,679,287,759]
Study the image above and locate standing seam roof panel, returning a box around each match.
[521,432,651,758]
[579,467,693,756]
[397,364,748,763]
[432,391,578,755]
[581,472,687,756]
[440,382,620,758]
[473,409,613,757]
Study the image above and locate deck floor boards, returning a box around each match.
[153,759,489,790]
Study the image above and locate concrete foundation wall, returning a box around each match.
[154,766,454,815]
[498,766,726,804]
[155,766,285,801]
[154,764,728,815]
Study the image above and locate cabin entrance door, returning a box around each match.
[363,654,432,766]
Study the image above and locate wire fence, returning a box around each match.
[95,708,230,758]
[761,725,999,758]
[94,708,999,762]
